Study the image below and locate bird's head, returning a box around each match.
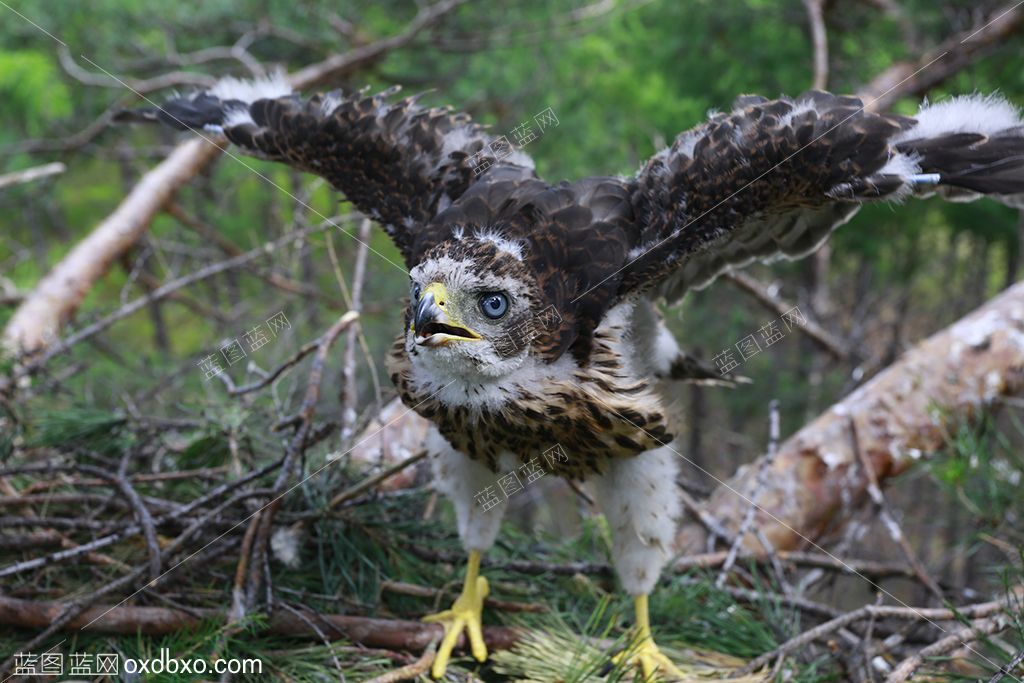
[405,231,545,380]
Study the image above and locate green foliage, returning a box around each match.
[24,407,128,455]
[0,50,71,139]
[2,1,1024,680]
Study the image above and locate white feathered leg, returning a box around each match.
[589,442,681,595]
[423,425,506,677]
[426,426,506,552]
[589,443,684,680]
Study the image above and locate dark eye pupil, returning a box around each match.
[480,293,508,318]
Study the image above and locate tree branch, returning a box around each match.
[2,0,467,357]
[677,279,1024,555]
[0,595,522,654]
[858,2,1024,111]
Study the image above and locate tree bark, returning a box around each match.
[0,594,522,653]
[675,280,1024,554]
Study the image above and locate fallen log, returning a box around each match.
[0,594,522,653]
[676,279,1024,554]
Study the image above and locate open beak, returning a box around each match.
[413,282,482,346]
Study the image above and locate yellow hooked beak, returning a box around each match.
[412,282,482,346]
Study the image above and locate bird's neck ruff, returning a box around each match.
[408,348,577,414]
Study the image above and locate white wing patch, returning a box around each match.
[209,70,291,104]
[896,93,1023,142]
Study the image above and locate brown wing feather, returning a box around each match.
[118,87,537,267]
[620,90,1024,303]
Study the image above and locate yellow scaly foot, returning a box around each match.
[612,594,686,681]
[422,550,489,678]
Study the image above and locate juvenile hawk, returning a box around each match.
[121,75,1024,679]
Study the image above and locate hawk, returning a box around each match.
[120,74,1024,679]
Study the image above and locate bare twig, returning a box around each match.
[58,46,217,91]
[362,641,438,683]
[0,162,66,190]
[340,218,372,443]
[849,416,945,602]
[0,459,283,579]
[723,270,848,360]
[241,311,359,610]
[802,0,829,90]
[0,594,522,653]
[716,400,780,587]
[381,581,547,614]
[735,591,1020,676]
[886,615,1011,683]
[989,649,1024,683]
[858,2,1024,112]
[6,221,330,383]
[328,450,428,509]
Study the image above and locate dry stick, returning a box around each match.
[849,416,945,603]
[340,218,372,443]
[58,45,216,91]
[0,476,130,573]
[0,458,283,579]
[24,466,230,490]
[0,595,521,653]
[2,104,119,156]
[716,400,780,588]
[0,483,276,675]
[411,544,917,582]
[858,1,1024,112]
[0,162,66,190]
[363,641,439,683]
[771,551,915,580]
[278,602,345,674]
[0,516,119,531]
[329,450,428,509]
[802,0,829,90]
[886,615,1012,683]
[989,649,1024,683]
[754,528,795,599]
[75,464,163,582]
[733,592,1020,677]
[165,201,337,305]
[381,580,548,614]
[8,221,330,384]
[861,592,884,683]
[0,485,274,678]
[241,312,359,610]
[679,487,736,546]
[228,322,352,396]
[722,271,848,360]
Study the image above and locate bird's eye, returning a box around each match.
[411,283,422,301]
[479,292,509,319]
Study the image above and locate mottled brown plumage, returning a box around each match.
[120,75,1024,680]
[120,84,1024,479]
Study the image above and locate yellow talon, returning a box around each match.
[422,550,489,677]
[612,594,686,682]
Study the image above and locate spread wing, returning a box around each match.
[622,91,1024,302]
[116,75,538,266]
